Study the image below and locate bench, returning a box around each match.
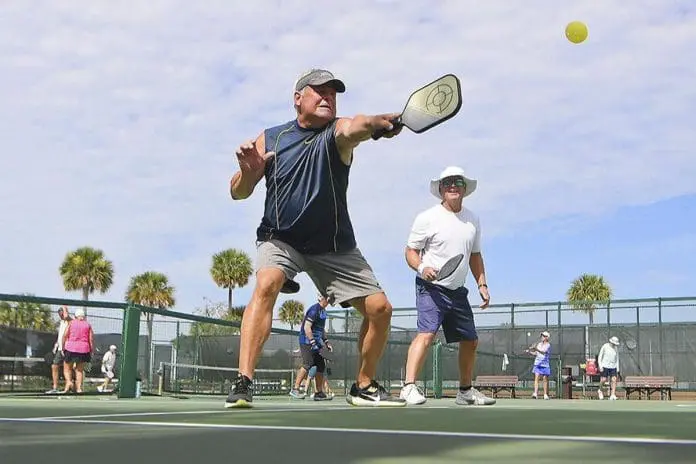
[624,376,674,400]
[473,375,518,398]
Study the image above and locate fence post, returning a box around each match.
[658,297,663,375]
[432,340,443,399]
[556,301,563,399]
[118,304,141,399]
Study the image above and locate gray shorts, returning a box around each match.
[256,240,383,308]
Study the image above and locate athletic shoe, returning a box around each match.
[289,388,305,399]
[224,375,253,408]
[313,391,330,401]
[543,394,550,400]
[609,394,617,401]
[597,389,604,400]
[455,388,496,406]
[346,380,406,407]
[399,383,427,405]
[531,392,538,399]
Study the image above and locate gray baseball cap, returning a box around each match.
[294,69,346,93]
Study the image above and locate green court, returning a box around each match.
[1,395,694,463]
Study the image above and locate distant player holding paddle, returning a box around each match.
[290,294,332,401]
[227,68,406,408]
[400,166,494,406]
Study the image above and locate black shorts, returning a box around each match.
[64,351,91,364]
[300,344,325,374]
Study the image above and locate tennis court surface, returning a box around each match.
[1,395,695,463]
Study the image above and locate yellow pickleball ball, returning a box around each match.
[565,21,588,44]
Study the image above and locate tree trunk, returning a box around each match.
[82,287,89,313]
[228,287,233,312]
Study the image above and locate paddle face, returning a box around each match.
[435,254,464,281]
[401,74,462,133]
[372,74,462,140]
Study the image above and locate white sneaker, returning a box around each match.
[597,389,604,400]
[544,394,550,400]
[399,383,426,405]
[609,394,617,401]
[456,387,496,406]
[532,392,538,399]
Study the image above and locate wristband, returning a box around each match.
[417,263,426,275]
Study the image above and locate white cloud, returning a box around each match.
[0,1,694,325]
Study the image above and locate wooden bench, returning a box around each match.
[473,375,518,398]
[624,376,674,400]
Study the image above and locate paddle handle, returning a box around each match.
[371,117,403,140]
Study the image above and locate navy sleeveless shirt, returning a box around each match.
[256,118,357,255]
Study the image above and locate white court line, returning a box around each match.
[2,417,695,446]
[15,406,360,421]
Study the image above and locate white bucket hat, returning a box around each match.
[430,166,477,200]
[541,331,550,338]
[609,336,620,346]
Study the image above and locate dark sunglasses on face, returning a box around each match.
[441,178,466,188]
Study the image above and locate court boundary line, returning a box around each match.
[2,417,695,446]
[3,405,362,421]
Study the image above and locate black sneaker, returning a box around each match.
[346,380,406,407]
[224,375,253,409]
[313,391,329,401]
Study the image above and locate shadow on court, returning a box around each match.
[2,398,696,463]
[1,422,695,464]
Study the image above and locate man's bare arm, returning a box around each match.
[230,133,267,200]
[405,247,422,273]
[469,252,487,288]
[335,114,401,164]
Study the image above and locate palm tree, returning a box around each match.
[59,247,114,302]
[0,298,56,331]
[566,273,613,325]
[125,271,176,386]
[125,271,176,344]
[278,300,305,331]
[210,249,253,311]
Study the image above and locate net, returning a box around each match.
[158,361,295,396]
[0,356,50,392]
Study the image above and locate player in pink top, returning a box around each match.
[61,308,94,393]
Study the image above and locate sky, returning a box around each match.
[1,1,695,332]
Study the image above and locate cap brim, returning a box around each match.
[302,78,346,93]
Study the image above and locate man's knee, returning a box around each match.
[253,268,286,300]
[361,293,392,320]
[415,332,436,346]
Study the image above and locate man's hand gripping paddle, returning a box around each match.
[372,74,462,140]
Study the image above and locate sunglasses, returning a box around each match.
[440,178,466,188]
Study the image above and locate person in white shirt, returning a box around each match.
[98,345,117,392]
[46,306,71,394]
[597,336,620,400]
[400,166,494,406]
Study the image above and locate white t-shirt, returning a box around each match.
[597,343,620,371]
[406,204,481,290]
[102,351,116,370]
[55,320,69,352]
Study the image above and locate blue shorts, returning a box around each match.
[415,277,477,344]
[533,364,551,377]
[601,368,617,378]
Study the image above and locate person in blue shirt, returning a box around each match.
[226,68,405,408]
[527,331,552,400]
[290,295,332,400]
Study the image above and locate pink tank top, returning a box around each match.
[65,320,91,353]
